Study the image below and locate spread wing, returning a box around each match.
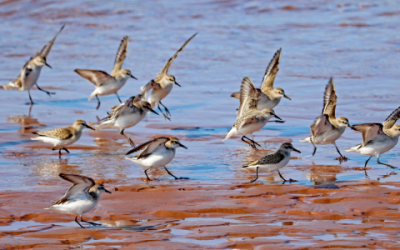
[36,24,65,59]
[383,106,400,129]
[156,33,197,79]
[36,127,73,140]
[111,36,129,76]
[351,123,384,146]
[74,69,113,86]
[126,137,169,158]
[109,96,136,120]
[237,77,258,118]
[260,48,281,92]
[140,79,160,99]
[55,173,95,205]
[322,77,337,118]
[310,114,334,138]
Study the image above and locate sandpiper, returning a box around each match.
[346,106,400,169]
[230,49,290,110]
[31,120,95,157]
[46,173,111,228]
[125,136,188,181]
[3,25,65,104]
[243,142,300,183]
[300,77,350,161]
[141,33,197,120]
[75,36,137,109]
[97,95,159,146]
[224,77,282,149]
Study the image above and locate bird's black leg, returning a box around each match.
[95,95,101,110]
[35,83,55,96]
[58,148,62,158]
[278,170,288,183]
[243,135,261,149]
[310,138,317,156]
[241,136,254,148]
[27,91,34,105]
[250,167,259,183]
[115,92,122,103]
[52,147,56,150]
[364,156,373,169]
[120,129,135,146]
[62,148,70,154]
[333,142,347,163]
[144,168,151,181]
[81,215,101,226]
[159,101,171,116]
[158,103,171,121]
[164,166,178,180]
[75,215,85,229]
[377,156,397,169]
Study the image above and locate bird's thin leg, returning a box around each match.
[27,91,34,105]
[250,167,259,183]
[377,156,397,169]
[28,103,33,115]
[115,92,122,103]
[241,136,256,149]
[364,156,373,169]
[75,215,85,229]
[333,142,347,163]
[159,101,171,116]
[120,129,135,146]
[243,135,261,150]
[310,137,317,156]
[164,166,178,180]
[35,83,55,96]
[52,147,56,150]
[144,168,151,181]
[81,215,101,226]
[158,103,171,121]
[278,170,288,183]
[62,148,70,154]
[58,148,62,158]
[244,135,261,147]
[95,95,101,110]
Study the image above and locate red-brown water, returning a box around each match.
[1,0,400,248]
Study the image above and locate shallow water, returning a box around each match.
[1,0,400,248]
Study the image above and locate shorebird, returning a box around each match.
[243,142,300,183]
[224,77,282,149]
[46,173,111,228]
[3,25,65,104]
[97,95,159,146]
[346,106,400,169]
[75,36,137,109]
[300,77,350,161]
[126,136,188,181]
[31,120,95,157]
[141,33,197,120]
[230,49,290,111]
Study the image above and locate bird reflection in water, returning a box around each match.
[6,105,45,133]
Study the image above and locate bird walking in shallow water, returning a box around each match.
[75,36,137,109]
[126,136,188,181]
[300,77,350,162]
[141,33,197,121]
[46,173,111,228]
[243,142,300,183]
[224,77,282,149]
[97,95,159,146]
[346,106,400,170]
[230,49,290,111]
[3,25,65,105]
[31,120,95,157]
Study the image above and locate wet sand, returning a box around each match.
[1,0,400,248]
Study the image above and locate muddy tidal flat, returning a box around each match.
[1,0,400,249]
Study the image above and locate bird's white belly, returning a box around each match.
[359,137,398,156]
[22,68,41,91]
[313,128,344,145]
[115,112,146,130]
[50,199,97,215]
[237,120,268,136]
[127,149,175,169]
[148,83,173,107]
[96,79,126,96]
[257,98,280,110]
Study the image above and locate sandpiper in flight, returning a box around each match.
[224,77,282,149]
[230,49,290,111]
[141,33,197,120]
[300,77,350,162]
[46,173,111,228]
[346,106,400,169]
[75,36,137,109]
[126,136,188,181]
[31,120,95,157]
[97,95,159,146]
[3,25,65,104]
[243,142,300,183]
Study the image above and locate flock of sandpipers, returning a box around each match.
[3,25,400,228]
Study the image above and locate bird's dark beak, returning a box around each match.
[175,81,181,87]
[104,188,111,194]
[45,63,52,69]
[284,94,291,100]
[149,108,159,115]
[348,123,351,127]
[130,73,137,80]
[179,143,187,149]
[84,124,95,130]
[293,147,301,153]
[274,114,282,120]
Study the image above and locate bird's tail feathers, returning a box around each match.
[223,127,236,141]
[300,137,311,143]
[345,144,361,152]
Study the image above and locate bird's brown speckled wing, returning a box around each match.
[383,106,400,129]
[310,114,334,137]
[322,77,337,118]
[36,24,65,59]
[36,127,73,140]
[260,48,281,92]
[237,77,258,118]
[111,36,129,76]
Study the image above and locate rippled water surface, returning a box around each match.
[1,0,400,248]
